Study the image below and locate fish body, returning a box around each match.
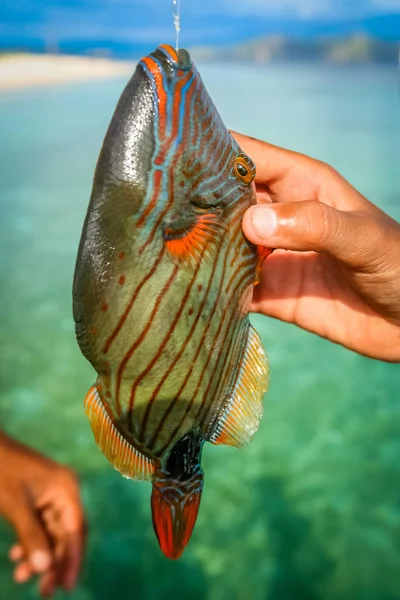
[73,45,269,559]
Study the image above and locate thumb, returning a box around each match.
[12,498,52,573]
[243,200,374,267]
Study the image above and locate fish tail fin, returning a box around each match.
[151,468,204,559]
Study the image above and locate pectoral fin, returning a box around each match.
[208,324,269,448]
[84,386,155,480]
[163,211,223,265]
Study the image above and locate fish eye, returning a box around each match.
[234,154,255,185]
[236,163,248,177]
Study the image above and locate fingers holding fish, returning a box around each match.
[242,200,352,259]
[243,199,400,276]
[243,184,400,360]
[230,130,302,186]
[231,131,375,212]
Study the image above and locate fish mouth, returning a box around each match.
[141,44,192,75]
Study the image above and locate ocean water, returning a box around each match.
[0,63,399,600]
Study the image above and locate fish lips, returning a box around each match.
[144,45,192,77]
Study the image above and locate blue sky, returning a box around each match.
[1,0,399,56]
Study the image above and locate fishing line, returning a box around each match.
[173,0,181,51]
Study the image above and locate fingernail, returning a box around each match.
[251,207,278,240]
[30,550,51,572]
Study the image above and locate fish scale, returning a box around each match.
[73,44,271,559]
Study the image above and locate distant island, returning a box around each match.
[190,35,399,65]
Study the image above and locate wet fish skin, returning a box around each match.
[73,44,269,559]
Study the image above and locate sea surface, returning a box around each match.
[0,63,399,600]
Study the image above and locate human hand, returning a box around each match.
[0,432,86,597]
[233,132,400,362]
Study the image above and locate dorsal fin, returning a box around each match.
[84,386,155,480]
[208,324,269,448]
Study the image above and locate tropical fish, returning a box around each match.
[73,44,270,559]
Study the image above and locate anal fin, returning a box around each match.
[84,386,155,480]
[208,324,269,448]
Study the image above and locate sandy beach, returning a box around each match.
[0,53,135,92]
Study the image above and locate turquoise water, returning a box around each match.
[0,63,399,600]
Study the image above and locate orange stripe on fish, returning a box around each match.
[102,247,166,359]
[146,244,221,450]
[155,215,242,455]
[135,241,210,439]
[116,265,180,414]
[196,274,254,425]
[159,44,179,63]
[225,255,257,295]
[138,70,198,254]
[141,57,168,138]
[195,209,257,425]
[136,169,163,229]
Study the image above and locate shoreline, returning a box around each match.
[0,53,135,92]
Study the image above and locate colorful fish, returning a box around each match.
[73,44,270,559]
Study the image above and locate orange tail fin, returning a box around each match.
[151,469,204,560]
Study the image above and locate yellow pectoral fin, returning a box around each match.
[84,386,155,481]
[208,324,269,448]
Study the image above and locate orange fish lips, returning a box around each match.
[147,44,192,74]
